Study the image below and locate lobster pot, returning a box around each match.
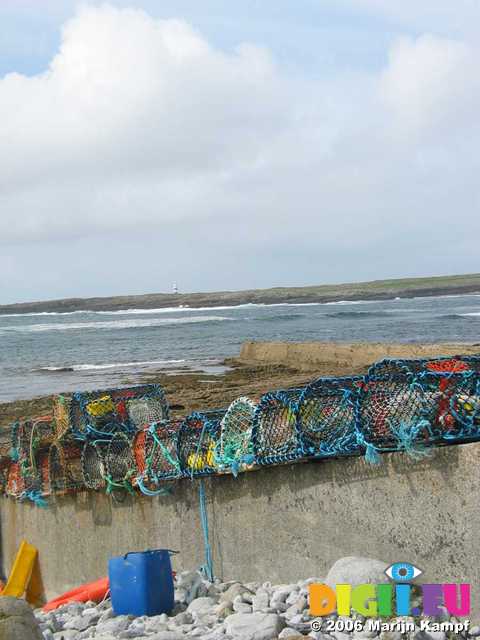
[14,420,34,463]
[132,429,149,478]
[53,395,72,439]
[6,463,26,498]
[0,426,12,466]
[367,358,425,380]
[218,397,256,471]
[357,373,434,452]
[36,450,51,496]
[415,368,480,440]
[459,355,480,374]
[48,440,83,495]
[105,433,136,486]
[251,391,301,465]
[70,384,168,438]
[29,416,55,466]
[0,465,9,494]
[142,420,182,484]
[81,441,108,490]
[177,410,225,477]
[298,377,361,458]
[127,392,169,430]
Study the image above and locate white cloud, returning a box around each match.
[0,3,479,299]
[380,35,480,137]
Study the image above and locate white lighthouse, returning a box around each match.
[173,282,179,294]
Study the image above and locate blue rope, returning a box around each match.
[136,477,172,497]
[198,479,214,582]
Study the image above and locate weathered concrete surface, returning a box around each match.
[0,444,478,619]
[239,341,480,371]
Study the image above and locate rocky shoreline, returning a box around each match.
[7,557,474,640]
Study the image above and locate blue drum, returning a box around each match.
[108,548,175,616]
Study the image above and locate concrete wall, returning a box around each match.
[1,443,478,619]
[239,341,480,371]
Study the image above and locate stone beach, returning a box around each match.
[22,558,476,640]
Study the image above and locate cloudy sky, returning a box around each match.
[1,1,479,304]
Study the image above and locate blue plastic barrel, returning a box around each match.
[108,549,175,616]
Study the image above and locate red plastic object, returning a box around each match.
[43,577,109,611]
[42,570,176,612]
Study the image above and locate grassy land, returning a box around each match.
[1,273,480,314]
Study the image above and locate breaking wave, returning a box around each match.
[0,316,233,334]
[36,359,186,372]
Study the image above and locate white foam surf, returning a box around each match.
[0,315,233,334]
[38,358,186,372]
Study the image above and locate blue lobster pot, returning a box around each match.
[108,549,174,616]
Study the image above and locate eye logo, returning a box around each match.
[309,561,470,619]
[385,562,423,582]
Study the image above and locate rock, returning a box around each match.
[176,571,204,604]
[171,612,193,626]
[187,596,217,618]
[285,591,300,606]
[208,584,222,598]
[144,613,170,633]
[326,557,389,588]
[98,607,114,623]
[271,588,294,608]
[42,630,54,640]
[64,611,100,631]
[171,603,187,616]
[53,631,79,640]
[118,627,147,638]
[191,627,210,637]
[233,601,253,614]
[284,604,301,619]
[201,631,228,640]
[252,589,270,612]
[225,612,285,640]
[221,583,251,603]
[148,633,186,640]
[295,595,307,612]
[94,615,131,635]
[0,596,44,640]
[214,600,234,620]
[279,628,304,638]
[46,613,62,633]
[470,626,480,637]
[353,629,378,639]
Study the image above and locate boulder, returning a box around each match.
[0,597,43,640]
[252,589,270,612]
[326,557,389,588]
[220,583,251,603]
[186,596,217,618]
[225,612,285,640]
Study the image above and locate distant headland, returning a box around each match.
[1,273,480,315]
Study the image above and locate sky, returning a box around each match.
[1,1,480,304]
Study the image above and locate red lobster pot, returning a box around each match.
[423,358,477,435]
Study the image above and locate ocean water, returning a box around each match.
[1,294,480,403]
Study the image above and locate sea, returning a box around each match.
[1,293,480,403]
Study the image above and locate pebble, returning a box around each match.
[33,560,477,640]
